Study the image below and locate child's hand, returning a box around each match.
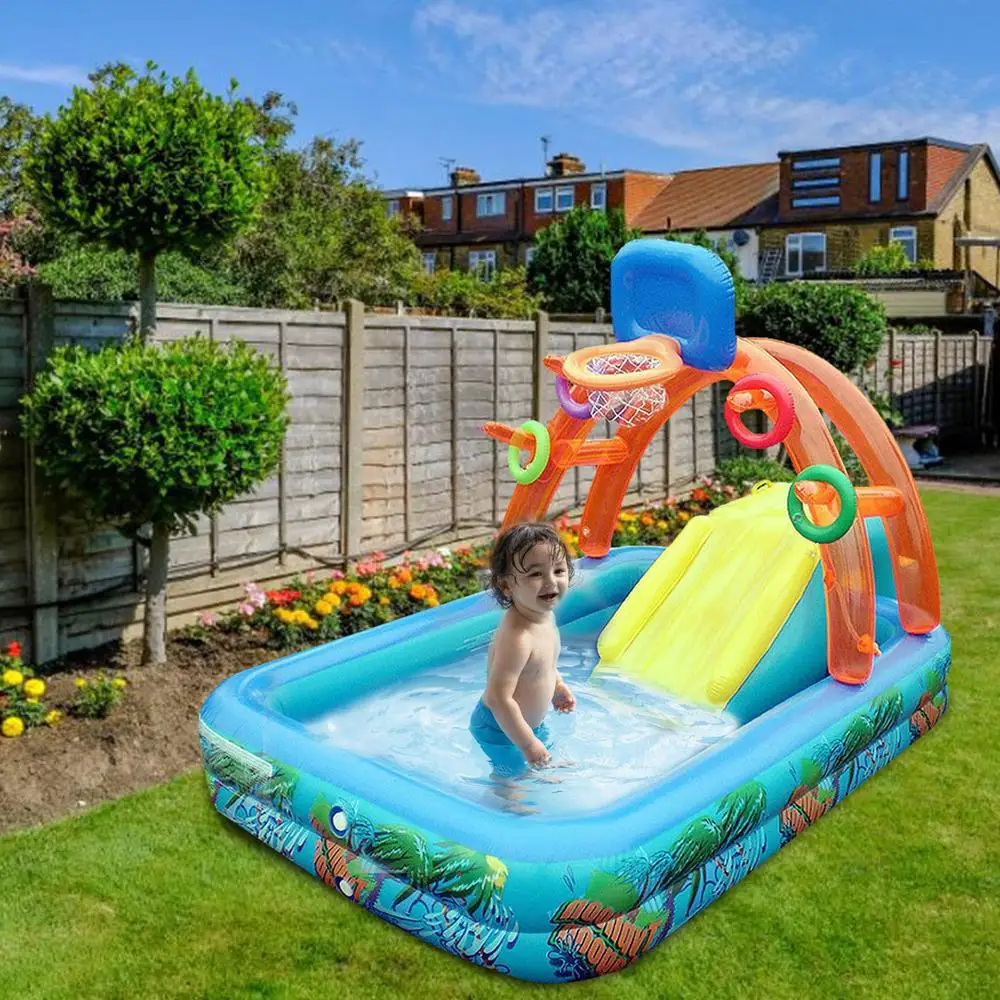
[523,738,552,767]
[552,681,576,713]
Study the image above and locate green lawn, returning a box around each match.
[3,488,997,1000]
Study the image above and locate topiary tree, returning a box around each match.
[738,282,887,372]
[527,205,642,312]
[20,336,289,664]
[25,61,267,337]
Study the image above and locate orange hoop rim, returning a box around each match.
[561,335,682,390]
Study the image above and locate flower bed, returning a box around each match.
[204,477,738,650]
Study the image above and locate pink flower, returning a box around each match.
[243,582,267,609]
[197,611,217,627]
[305,570,315,583]
[237,602,257,618]
[330,569,345,581]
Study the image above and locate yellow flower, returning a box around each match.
[1,716,24,738]
[314,600,333,617]
[678,511,691,522]
[2,669,24,687]
[325,593,341,609]
[44,709,63,726]
[388,577,401,590]
[656,520,668,530]
[426,596,439,608]
[74,677,88,689]
[275,608,294,623]
[619,511,636,523]
[303,616,319,630]
[358,586,372,602]
[112,678,127,690]
[331,580,348,595]
[379,596,390,606]
[23,678,45,698]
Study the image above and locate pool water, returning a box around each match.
[304,639,740,817]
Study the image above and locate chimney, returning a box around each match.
[450,167,481,187]
[547,152,586,177]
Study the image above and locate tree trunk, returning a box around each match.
[142,520,170,665]
[138,251,157,340]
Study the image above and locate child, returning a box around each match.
[470,522,577,776]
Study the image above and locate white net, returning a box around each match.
[585,353,668,426]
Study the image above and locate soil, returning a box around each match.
[0,629,286,836]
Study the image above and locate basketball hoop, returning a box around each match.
[559,335,679,428]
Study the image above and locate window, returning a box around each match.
[555,186,575,212]
[421,252,437,275]
[791,157,841,171]
[590,182,607,210]
[476,192,506,217]
[869,152,882,203]
[792,195,840,208]
[441,195,453,221]
[785,233,826,276]
[897,150,909,200]
[889,226,917,263]
[525,246,536,267]
[792,177,841,189]
[468,250,497,281]
[534,187,553,213]
[386,199,400,218]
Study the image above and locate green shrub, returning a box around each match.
[21,335,289,663]
[855,242,913,276]
[715,456,795,489]
[37,244,251,305]
[408,266,541,319]
[738,282,886,372]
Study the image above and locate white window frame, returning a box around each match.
[421,252,437,275]
[468,250,497,281]
[441,195,453,222]
[386,199,400,218]
[476,191,506,217]
[889,226,917,263]
[555,185,575,212]
[785,233,827,276]
[525,246,536,267]
[590,182,607,211]
[534,187,553,213]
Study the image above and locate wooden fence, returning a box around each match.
[0,291,990,662]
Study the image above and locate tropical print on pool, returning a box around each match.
[201,649,950,984]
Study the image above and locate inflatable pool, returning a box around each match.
[200,240,948,982]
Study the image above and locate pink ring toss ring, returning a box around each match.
[724,374,795,449]
[556,376,593,420]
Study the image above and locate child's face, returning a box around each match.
[503,542,570,616]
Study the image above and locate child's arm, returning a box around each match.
[552,668,576,712]
[484,632,550,764]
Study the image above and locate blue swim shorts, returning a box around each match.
[469,699,552,777]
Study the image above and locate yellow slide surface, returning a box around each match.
[596,484,819,709]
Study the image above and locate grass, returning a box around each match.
[2,487,998,1000]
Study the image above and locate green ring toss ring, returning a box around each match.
[507,420,550,485]
[786,464,858,544]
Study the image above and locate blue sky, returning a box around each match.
[3,0,998,190]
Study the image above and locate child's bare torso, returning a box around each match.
[487,615,561,729]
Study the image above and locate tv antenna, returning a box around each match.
[541,135,551,174]
[439,157,457,183]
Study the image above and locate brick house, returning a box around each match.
[382,154,779,281]
[757,138,1000,288]
[382,153,669,279]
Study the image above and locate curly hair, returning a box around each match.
[488,521,574,609]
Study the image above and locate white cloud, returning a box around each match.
[412,0,1000,161]
[0,62,87,87]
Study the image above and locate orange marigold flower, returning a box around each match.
[388,577,401,589]
[397,567,412,584]
[409,584,426,600]
[426,596,439,608]
[641,513,654,526]
[348,594,365,607]
[379,596,390,606]
[692,487,709,502]
[331,580,348,596]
